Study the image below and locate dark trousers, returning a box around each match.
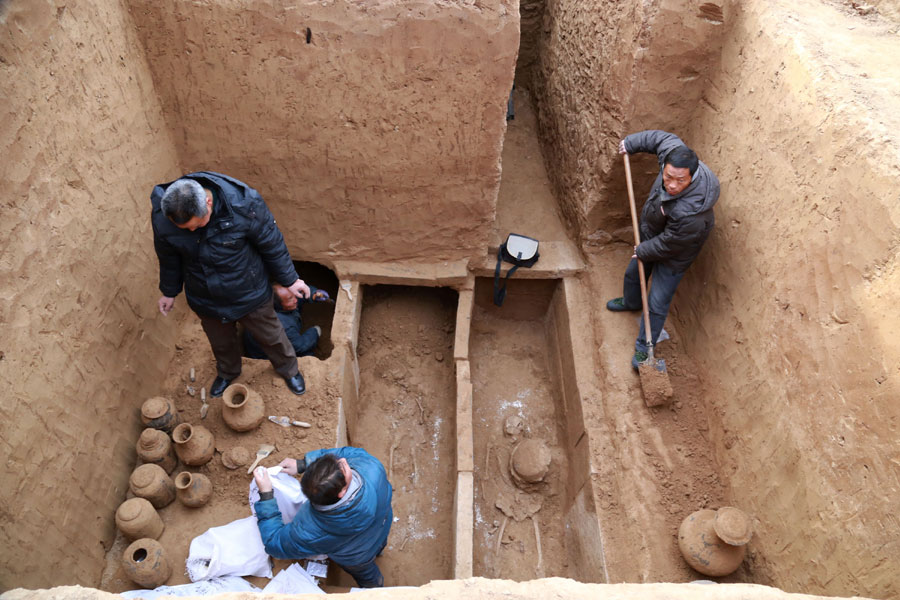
[337,539,388,588]
[623,258,685,353]
[199,301,298,380]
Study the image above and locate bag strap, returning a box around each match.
[493,245,522,306]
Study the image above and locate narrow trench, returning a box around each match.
[345,285,459,587]
[469,278,570,579]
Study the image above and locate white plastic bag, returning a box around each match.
[119,576,260,599]
[186,516,272,581]
[249,466,308,524]
[262,563,324,595]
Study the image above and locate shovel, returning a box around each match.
[246,443,276,474]
[624,154,673,407]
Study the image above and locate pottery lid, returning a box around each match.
[714,506,753,546]
[142,397,171,420]
[511,439,551,482]
[139,428,166,446]
[131,464,163,487]
[223,446,251,469]
[117,498,151,521]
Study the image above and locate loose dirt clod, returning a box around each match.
[638,362,673,407]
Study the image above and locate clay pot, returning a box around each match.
[678,507,752,576]
[129,464,176,508]
[221,446,251,470]
[510,439,552,484]
[222,383,265,432]
[123,538,171,588]
[141,397,180,433]
[115,498,165,541]
[136,428,177,474]
[172,423,215,466]
[174,471,213,508]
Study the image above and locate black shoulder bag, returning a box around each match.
[493,233,540,306]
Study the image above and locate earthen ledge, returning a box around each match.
[470,241,584,279]
[333,260,469,287]
[2,580,874,600]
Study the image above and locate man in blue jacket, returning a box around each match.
[151,172,309,396]
[605,131,720,369]
[253,447,393,588]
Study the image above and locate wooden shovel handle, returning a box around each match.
[624,154,654,352]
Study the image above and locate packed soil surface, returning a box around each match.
[349,285,459,587]
[99,318,340,593]
[469,293,569,580]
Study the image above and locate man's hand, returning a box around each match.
[618,139,628,155]
[278,458,299,475]
[273,284,299,311]
[254,466,273,493]
[286,279,311,300]
[158,296,175,316]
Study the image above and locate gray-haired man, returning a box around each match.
[150,171,308,396]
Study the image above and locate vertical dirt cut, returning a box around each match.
[351,285,458,587]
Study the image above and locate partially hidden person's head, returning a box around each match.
[161,179,213,231]
[662,146,699,196]
[301,454,351,506]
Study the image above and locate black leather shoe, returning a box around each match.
[285,372,306,395]
[209,376,233,398]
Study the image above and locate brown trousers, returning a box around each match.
[199,301,299,380]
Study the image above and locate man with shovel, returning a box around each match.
[606,130,720,370]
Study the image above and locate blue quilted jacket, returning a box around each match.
[255,447,393,566]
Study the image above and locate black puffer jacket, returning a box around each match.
[624,130,720,272]
[151,171,299,322]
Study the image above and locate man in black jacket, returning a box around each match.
[151,171,308,396]
[606,130,720,370]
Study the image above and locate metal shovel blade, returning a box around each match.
[638,357,673,407]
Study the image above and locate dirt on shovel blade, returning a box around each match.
[638,361,673,407]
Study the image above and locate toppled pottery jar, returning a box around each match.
[129,464,175,508]
[172,423,215,466]
[141,397,180,433]
[136,428,177,474]
[123,538,171,588]
[115,498,164,541]
[221,446,251,470]
[222,383,265,432]
[175,471,213,508]
[678,507,753,576]
[510,439,552,485]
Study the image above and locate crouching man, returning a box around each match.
[253,447,393,588]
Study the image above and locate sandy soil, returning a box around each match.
[352,285,459,587]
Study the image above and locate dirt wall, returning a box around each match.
[124,0,519,265]
[0,0,182,589]
[676,1,900,597]
[527,0,734,240]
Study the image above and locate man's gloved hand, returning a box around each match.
[278,456,307,476]
[310,288,332,303]
[286,279,311,300]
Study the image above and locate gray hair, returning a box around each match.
[160,179,207,224]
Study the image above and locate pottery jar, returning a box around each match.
[141,397,180,433]
[172,423,215,466]
[122,538,171,588]
[115,498,165,541]
[222,383,265,432]
[174,471,213,508]
[129,464,175,508]
[678,507,752,576]
[136,428,177,474]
